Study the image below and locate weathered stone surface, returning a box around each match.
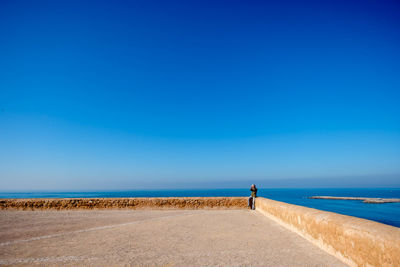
[0,197,247,210]
[255,197,400,267]
[0,210,346,266]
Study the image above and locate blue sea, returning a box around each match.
[1,188,399,228]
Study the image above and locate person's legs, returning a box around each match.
[252,197,255,210]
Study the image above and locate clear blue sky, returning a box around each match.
[1,0,399,190]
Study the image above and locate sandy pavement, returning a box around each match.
[0,210,346,266]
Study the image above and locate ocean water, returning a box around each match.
[1,188,399,228]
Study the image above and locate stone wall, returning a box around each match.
[255,197,400,267]
[0,197,247,210]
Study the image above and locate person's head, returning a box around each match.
[251,184,255,189]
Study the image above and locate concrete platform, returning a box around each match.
[0,210,346,266]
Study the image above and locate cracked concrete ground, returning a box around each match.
[0,210,346,266]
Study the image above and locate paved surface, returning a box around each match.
[0,210,346,266]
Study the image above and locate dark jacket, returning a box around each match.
[250,187,257,198]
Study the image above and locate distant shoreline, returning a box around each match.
[309,196,400,203]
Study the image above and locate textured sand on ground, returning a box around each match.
[0,210,346,266]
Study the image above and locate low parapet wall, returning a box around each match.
[0,197,247,210]
[255,197,400,267]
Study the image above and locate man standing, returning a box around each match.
[249,184,257,210]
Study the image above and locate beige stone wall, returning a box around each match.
[255,197,400,267]
[0,197,247,210]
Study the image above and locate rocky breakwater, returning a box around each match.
[0,197,248,210]
[309,196,400,203]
